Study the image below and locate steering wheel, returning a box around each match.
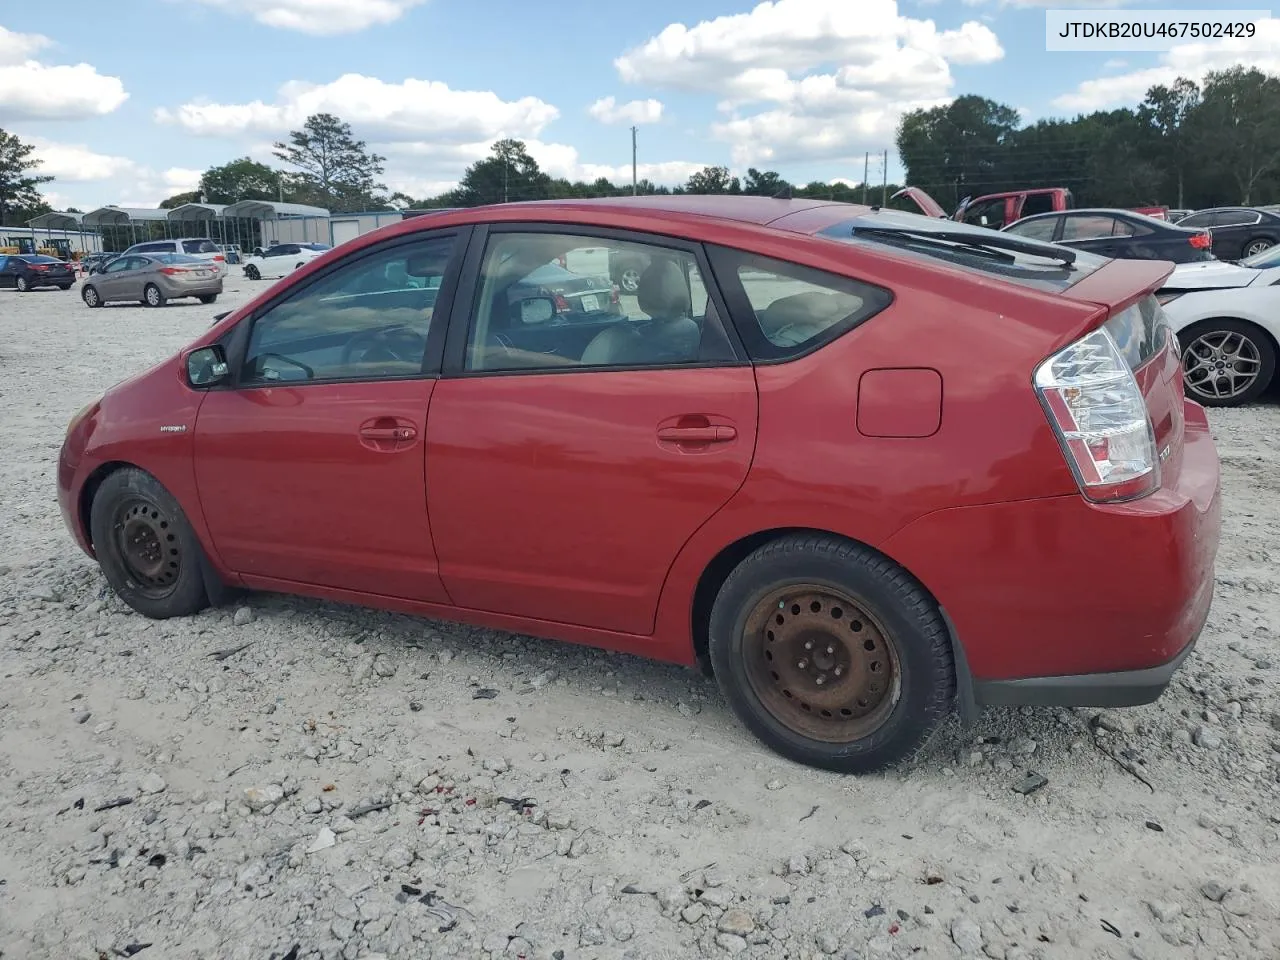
[340,326,427,367]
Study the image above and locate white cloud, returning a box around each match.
[1052,19,1280,111]
[615,0,1003,167]
[187,0,426,35]
[156,73,558,144]
[0,25,51,63]
[0,27,127,120]
[588,96,664,125]
[27,137,138,181]
[18,139,204,209]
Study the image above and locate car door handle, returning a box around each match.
[656,425,736,443]
[360,425,416,441]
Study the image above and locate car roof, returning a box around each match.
[463,195,860,229]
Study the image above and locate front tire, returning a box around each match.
[82,285,102,308]
[708,534,955,773]
[143,283,165,308]
[1179,318,1276,406]
[245,265,261,280]
[198,293,218,304]
[89,468,210,619]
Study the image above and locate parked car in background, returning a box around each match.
[1002,208,1215,263]
[80,253,223,308]
[241,242,332,280]
[0,254,75,291]
[57,196,1220,774]
[1173,207,1280,260]
[504,261,620,322]
[894,186,1073,229]
[82,252,117,275]
[1156,243,1280,405]
[121,238,229,277]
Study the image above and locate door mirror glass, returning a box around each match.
[516,296,556,325]
[187,345,230,387]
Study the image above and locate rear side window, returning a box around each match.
[182,239,220,254]
[709,247,892,361]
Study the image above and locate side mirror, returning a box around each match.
[186,345,230,388]
[516,296,556,324]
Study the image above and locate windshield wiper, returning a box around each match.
[853,226,1078,266]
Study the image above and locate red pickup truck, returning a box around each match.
[894,186,1171,227]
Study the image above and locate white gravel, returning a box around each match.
[1,274,1279,959]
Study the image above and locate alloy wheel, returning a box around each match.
[1182,329,1263,402]
[619,268,641,293]
[741,584,901,743]
[1244,239,1273,258]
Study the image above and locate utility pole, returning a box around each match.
[631,126,638,196]
[862,152,869,204]
[503,156,509,203]
[881,149,888,206]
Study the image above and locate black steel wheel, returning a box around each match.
[89,467,211,618]
[708,534,955,773]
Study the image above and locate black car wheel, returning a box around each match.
[89,467,211,619]
[57,283,72,291]
[15,275,29,292]
[82,285,102,308]
[708,534,955,773]
[199,294,218,304]
[143,283,165,308]
[245,264,261,280]
[1180,319,1276,406]
[1242,237,1274,258]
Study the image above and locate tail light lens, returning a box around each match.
[1034,327,1158,503]
[1189,232,1212,249]
[610,284,620,304]
[160,267,190,275]
[553,293,570,311]
[32,263,49,271]
[213,254,225,261]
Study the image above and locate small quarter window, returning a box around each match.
[708,247,892,361]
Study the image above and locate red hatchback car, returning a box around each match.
[58,197,1222,772]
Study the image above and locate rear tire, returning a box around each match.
[89,468,210,619]
[82,285,102,308]
[198,293,218,304]
[708,534,955,773]
[15,276,28,292]
[1242,237,1274,259]
[1179,318,1276,407]
[57,283,72,291]
[143,283,165,308]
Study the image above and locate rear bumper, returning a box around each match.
[881,399,1221,704]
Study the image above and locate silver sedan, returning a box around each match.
[81,253,224,308]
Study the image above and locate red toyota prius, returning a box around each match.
[57,196,1221,772]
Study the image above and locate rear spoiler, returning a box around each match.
[1059,258,1176,314]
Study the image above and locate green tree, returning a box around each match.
[1139,78,1200,208]
[201,157,284,204]
[685,165,740,194]
[0,128,54,226]
[160,190,201,209]
[742,168,792,196]
[456,138,550,205]
[896,95,1022,208]
[1187,67,1280,205]
[273,113,387,212]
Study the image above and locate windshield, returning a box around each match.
[1241,244,1280,268]
[819,210,1108,293]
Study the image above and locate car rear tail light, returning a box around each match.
[610,284,620,304]
[160,266,192,275]
[1189,232,1212,249]
[32,263,48,271]
[1034,327,1159,503]
[553,294,570,311]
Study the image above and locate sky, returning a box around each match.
[1,0,1277,211]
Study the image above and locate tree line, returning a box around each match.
[3,63,1277,227]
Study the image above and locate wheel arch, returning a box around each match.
[688,525,976,722]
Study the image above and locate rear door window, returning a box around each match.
[1060,215,1116,241]
[1006,216,1059,242]
[708,247,892,362]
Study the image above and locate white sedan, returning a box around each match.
[1158,245,1280,406]
[242,242,332,281]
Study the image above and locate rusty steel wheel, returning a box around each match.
[742,585,901,743]
[708,534,955,773]
[113,498,182,599]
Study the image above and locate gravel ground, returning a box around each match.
[1,272,1278,960]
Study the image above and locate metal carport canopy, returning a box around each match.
[221,200,330,219]
[26,212,89,230]
[165,202,227,222]
[81,206,172,226]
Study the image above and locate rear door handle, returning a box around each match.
[657,425,737,443]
